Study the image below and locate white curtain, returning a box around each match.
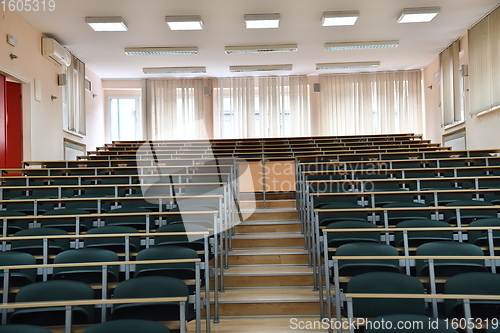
[469,5,500,115]
[145,79,206,140]
[319,71,422,136]
[64,54,86,135]
[213,76,310,138]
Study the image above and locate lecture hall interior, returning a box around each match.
[2,0,500,332]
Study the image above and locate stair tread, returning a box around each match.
[233,232,302,239]
[225,265,313,276]
[238,220,300,225]
[229,248,308,255]
[242,208,297,213]
[214,288,319,303]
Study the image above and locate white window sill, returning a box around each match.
[443,121,465,131]
[64,130,86,138]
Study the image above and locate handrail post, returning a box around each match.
[195,262,201,333]
[179,301,187,333]
[64,305,73,333]
[2,269,9,324]
[428,258,438,318]
[101,265,108,322]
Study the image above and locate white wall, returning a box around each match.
[0,11,105,161]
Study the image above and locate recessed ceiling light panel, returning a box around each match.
[143,66,206,74]
[225,44,297,54]
[230,64,292,72]
[125,47,198,55]
[244,13,280,29]
[85,16,128,31]
[325,40,399,50]
[165,15,203,30]
[322,11,359,26]
[316,61,380,70]
[397,7,440,23]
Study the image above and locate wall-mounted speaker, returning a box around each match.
[204,85,212,96]
[313,83,320,93]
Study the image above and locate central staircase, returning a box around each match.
[190,192,328,332]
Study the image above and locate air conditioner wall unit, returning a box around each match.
[42,38,72,67]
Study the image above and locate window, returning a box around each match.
[214,77,310,139]
[109,96,142,141]
[145,79,206,140]
[63,54,86,135]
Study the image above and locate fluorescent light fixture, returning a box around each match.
[165,15,203,30]
[143,66,206,74]
[225,44,297,54]
[316,61,380,70]
[230,64,292,72]
[322,11,359,26]
[125,47,198,55]
[85,16,128,31]
[244,13,280,29]
[325,40,399,50]
[397,7,440,23]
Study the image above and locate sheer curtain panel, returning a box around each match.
[319,71,422,136]
[145,79,205,140]
[213,76,310,139]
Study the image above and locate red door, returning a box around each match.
[0,74,23,170]
[0,75,6,169]
[5,81,23,169]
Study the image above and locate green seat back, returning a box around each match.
[84,226,141,253]
[0,251,36,287]
[111,276,189,322]
[11,228,70,256]
[416,241,487,277]
[444,272,500,319]
[10,280,94,325]
[336,242,400,276]
[53,248,120,283]
[468,218,500,246]
[347,272,425,318]
[135,246,197,280]
[326,221,380,248]
[394,219,453,247]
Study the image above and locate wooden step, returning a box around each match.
[244,209,298,221]
[239,199,296,209]
[228,248,309,265]
[232,232,304,248]
[210,288,320,317]
[223,265,314,287]
[235,221,302,233]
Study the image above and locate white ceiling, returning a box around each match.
[18,0,500,79]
